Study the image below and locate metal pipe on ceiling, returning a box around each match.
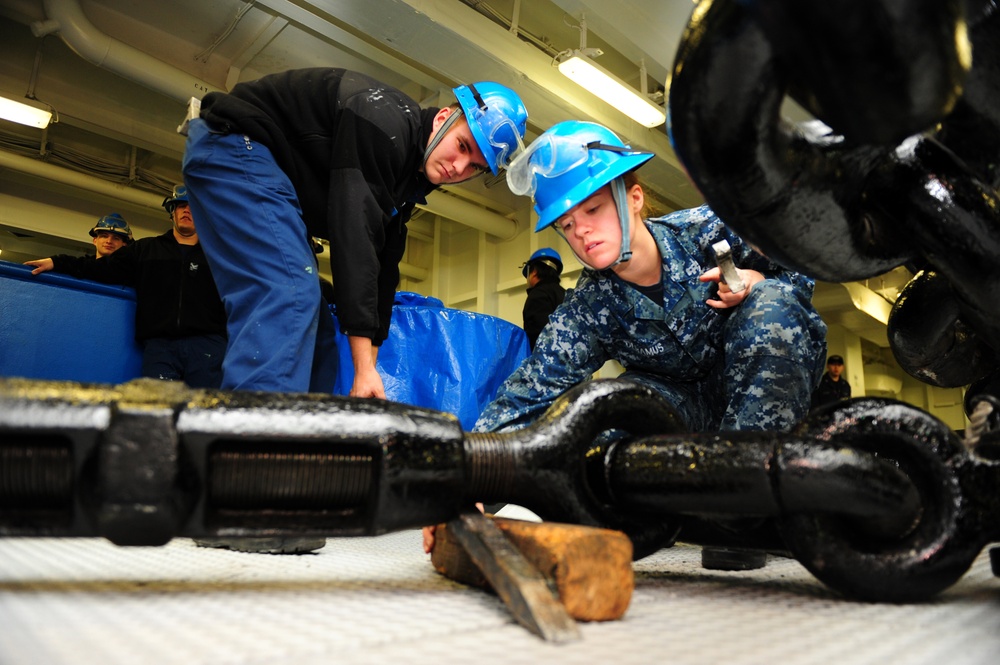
[0,149,163,209]
[36,0,220,104]
[0,150,430,279]
[31,0,519,241]
[422,191,519,240]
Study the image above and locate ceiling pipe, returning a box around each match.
[0,150,164,209]
[420,191,519,240]
[35,0,220,104]
[0,150,429,278]
[29,0,519,241]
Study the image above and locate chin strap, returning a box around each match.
[608,176,633,267]
[422,108,465,170]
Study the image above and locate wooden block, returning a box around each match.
[431,517,634,622]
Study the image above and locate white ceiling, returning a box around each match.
[0,0,901,348]
[0,0,703,211]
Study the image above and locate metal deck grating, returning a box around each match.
[0,527,997,665]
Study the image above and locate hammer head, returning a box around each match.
[712,239,746,293]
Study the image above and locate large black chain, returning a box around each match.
[667,0,1000,388]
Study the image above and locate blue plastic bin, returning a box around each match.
[0,259,143,384]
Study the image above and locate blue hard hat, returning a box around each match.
[162,184,189,213]
[89,213,133,243]
[506,121,654,231]
[453,82,528,175]
[521,247,563,277]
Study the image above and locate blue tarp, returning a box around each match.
[333,292,529,429]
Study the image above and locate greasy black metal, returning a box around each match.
[0,436,73,510]
[778,399,991,602]
[607,433,922,542]
[2,376,999,602]
[92,399,187,546]
[750,0,966,147]
[937,0,1000,192]
[208,446,373,510]
[0,377,466,541]
[875,2,1000,385]
[668,0,1000,387]
[869,132,1000,381]
[887,270,998,387]
[667,0,922,281]
[462,379,686,558]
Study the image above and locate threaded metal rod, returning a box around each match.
[208,446,374,510]
[0,436,74,508]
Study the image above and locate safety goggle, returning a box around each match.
[461,84,523,173]
[97,219,129,232]
[506,136,634,197]
[484,116,525,171]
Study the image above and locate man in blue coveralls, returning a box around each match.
[182,68,528,400]
[182,69,527,554]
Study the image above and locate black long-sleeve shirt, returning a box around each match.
[51,231,226,342]
[522,280,566,350]
[810,371,851,409]
[199,68,436,343]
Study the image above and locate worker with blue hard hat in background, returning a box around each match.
[89,212,133,258]
[520,247,566,350]
[25,184,227,391]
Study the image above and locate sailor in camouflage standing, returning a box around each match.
[477,121,827,434]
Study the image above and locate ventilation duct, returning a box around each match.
[32,0,520,241]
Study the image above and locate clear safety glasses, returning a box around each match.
[506,136,634,197]
[486,116,526,171]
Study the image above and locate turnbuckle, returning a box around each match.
[1,376,998,602]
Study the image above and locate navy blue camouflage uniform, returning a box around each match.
[475,205,828,434]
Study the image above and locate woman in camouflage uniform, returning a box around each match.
[477,121,827,434]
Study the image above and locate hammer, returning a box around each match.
[712,239,746,293]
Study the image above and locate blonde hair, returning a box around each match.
[622,170,657,219]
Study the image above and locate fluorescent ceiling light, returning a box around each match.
[0,96,52,129]
[557,52,666,128]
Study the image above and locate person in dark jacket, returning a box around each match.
[520,247,566,350]
[811,354,852,408]
[181,68,528,398]
[25,186,227,389]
